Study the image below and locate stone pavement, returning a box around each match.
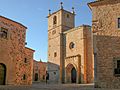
[0,83,119,90]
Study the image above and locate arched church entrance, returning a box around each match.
[66,64,77,83]
[0,63,6,85]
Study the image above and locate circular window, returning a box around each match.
[69,42,75,49]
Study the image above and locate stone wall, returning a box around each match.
[47,62,60,83]
[33,60,47,82]
[64,25,93,84]
[0,16,34,85]
[39,61,47,81]
[89,0,120,88]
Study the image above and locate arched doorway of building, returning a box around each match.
[35,73,38,81]
[71,67,77,83]
[66,64,77,83]
[0,63,6,85]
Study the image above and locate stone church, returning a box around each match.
[47,4,94,84]
[88,0,120,89]
[0,16,34,85]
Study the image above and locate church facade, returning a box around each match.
[47,5,94,84]
[0,16,34,85]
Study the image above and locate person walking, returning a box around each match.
[46,72,49,84]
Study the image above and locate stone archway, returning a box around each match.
[0,63,6,85]
[65,63,77,83]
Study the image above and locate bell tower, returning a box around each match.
[47,2,75,83]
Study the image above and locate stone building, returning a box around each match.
[0,16,34,85]
[88,0,120,89]
[33,60,47,82]
[47,4,94,84]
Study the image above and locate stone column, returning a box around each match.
[60,33,65,83]
[77,55,81,84]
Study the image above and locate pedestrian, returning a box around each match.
[46,72,49,84]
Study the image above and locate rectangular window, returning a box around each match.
[118,18,120,28]
[24,58,27,63]
[117,60,120,68]
[114,59,120,76]
[23,74,26,80]
[54,52,57,57]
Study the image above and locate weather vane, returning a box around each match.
[48,9,51,15]
[60,2,63,9]
[72,7,75,14]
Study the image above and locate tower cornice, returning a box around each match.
[47,9,75,18]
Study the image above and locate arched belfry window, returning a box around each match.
[53,16,57,25]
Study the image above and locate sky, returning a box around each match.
[0,0,94,62]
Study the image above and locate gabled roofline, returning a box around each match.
[0,15,27,29]
[88,0,120,9]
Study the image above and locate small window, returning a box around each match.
[24,58,27,63]
[117,60,120,68]
[54,52,57,57]
[114,59,120,76]
[69,42,75,49]
[0,27,8,39]
[53,16,57,25]
[23,74,26,80]
[118,18,120,28]
[67,14,69,18]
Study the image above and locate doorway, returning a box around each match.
[35,73,38,81]
[0,63,6,85]
[71,67,76,83]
